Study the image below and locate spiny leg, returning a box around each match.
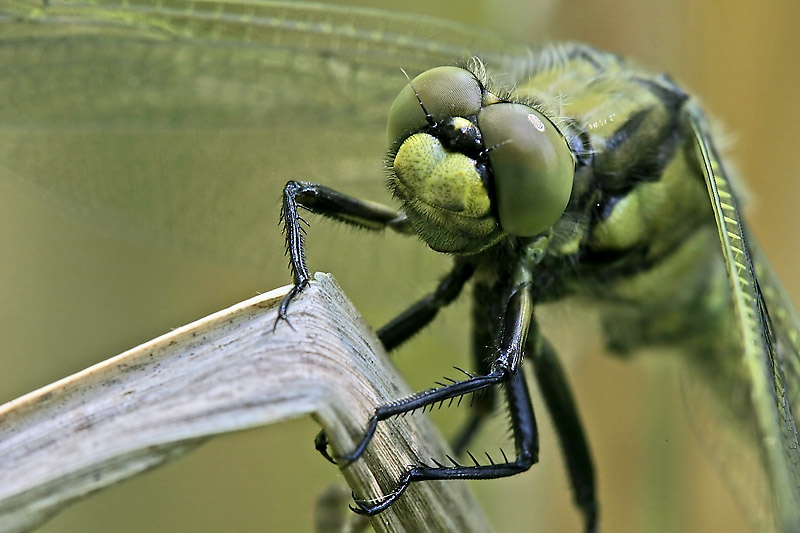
[314,255,476,463]
[350,367,538,516]
[279,180,412,323]
[528,329,597,533]
[341,283,532,465]
[280,180,419,462]
[348,283,538,514]
[339,371,506,466]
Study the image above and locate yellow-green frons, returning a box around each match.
[393,133,490,218]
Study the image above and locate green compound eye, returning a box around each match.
[386,66,482,146]
[478,103,575,236]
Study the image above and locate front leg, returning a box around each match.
[350,368,537,516]
[344,282,539,515]
[278,181,412,323]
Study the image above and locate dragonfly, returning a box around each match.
[279,45,800,531]
[2,0,798,531]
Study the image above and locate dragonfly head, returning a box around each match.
[387,66,576,254]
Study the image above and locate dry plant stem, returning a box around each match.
[0,273,489,533]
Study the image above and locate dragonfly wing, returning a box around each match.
[684,103,800,530]
[0,0,534,268]
[752,246,800,459]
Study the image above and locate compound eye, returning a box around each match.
[477,103,575,236]
[387,66,482,146]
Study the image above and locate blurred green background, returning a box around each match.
[1,0,798,531]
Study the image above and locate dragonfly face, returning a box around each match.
[386,65,576,253]
[4,1,799,532]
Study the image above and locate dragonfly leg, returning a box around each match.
[529,331,597,533]
[346,284,539,514]
[350,367,538,515]
[338,370,506,466]
[376,259,476,351]
[316,369,501,465]
[314,259,476,464]
[280,181,421,464]
[278,181,411,325]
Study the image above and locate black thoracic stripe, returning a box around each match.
[601,107,652,158]
[633,75,689,110]
[564,44,611,72]
[591,78,688,195]
[592,107,676,191]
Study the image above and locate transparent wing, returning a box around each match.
[754,247,800,458]
[684,103,800,530]
[0,0,534,268]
